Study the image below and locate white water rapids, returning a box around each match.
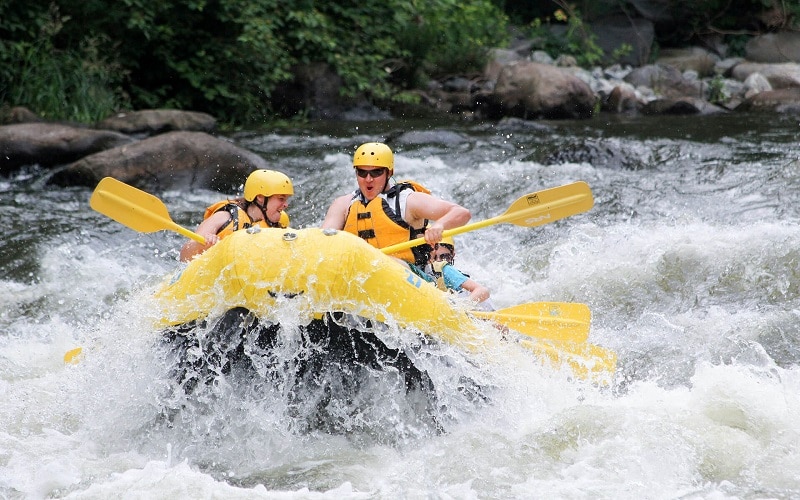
[2,114,800,498]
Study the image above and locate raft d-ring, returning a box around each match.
[322,228,338,236]
[282,232,298,241]
[246,225,261,234]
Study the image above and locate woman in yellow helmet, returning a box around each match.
[179,169,294,262]
[321,142,471,266]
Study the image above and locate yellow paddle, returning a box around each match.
[380,181,594,256]
[471,302,591,343]
[64,346,83,364]
[90,176,206,244]
[519,338,617,385]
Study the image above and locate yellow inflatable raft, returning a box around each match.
[154,227,484,347]
[153,226,615,383]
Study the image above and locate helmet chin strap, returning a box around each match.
[253,196,270,224]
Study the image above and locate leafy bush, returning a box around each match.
[1,0,508,126]
[0,3,128,122]
[707,75,728,103]
[393,0,508,86]
[526,5,604,67]
[5,0,792,126]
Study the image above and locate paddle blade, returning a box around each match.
[90,177,205,243]
[501,181,594,228]
[471,302,591,343]
[90,177,172,232]
[520,339,617,385]
[64,347,83,364]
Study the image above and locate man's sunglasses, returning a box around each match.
[356,168,388,179]
[432,253,453,262]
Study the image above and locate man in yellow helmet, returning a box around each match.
[179,169,294,261]
[321,142,471,266]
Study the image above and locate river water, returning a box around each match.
[2,112,800,498]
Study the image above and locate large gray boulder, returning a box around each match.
[627,0,674,25]
[656,47,720,77]
[0,123,133,173]
[625,64,705,98]
[745,32,800,63]
[486,61,597,119]
[641,97,727,115]
[48,131,270,192]
[731,62,800,89]
[590,16,655,67]
[95,109,217,135]
[484,48,526,82]
[0,106,41,124]
[735,88,800,113]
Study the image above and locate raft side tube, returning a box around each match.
[153,228,482,349]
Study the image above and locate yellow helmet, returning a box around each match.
[244,169,294,202]
[439,236,455,251]
[353,142,394,175]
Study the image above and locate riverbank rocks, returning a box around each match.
[642,97,727,115]
[47,131,269,193]
[95,109,217,136]
[1,108,263,190]
[655,47,719,77]
[6,28,800,187]
[735,88,800,113]
[0,123,133,174]
[418,31,800,122]
[624,64,705,98]
[745,32,800,63]
[730,62,800,89]
[485,61,596,119]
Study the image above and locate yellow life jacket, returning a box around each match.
[203,199,287,239]
[343,181,432,266]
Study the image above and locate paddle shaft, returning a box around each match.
[470,301,591,343]
[381,182,593,255]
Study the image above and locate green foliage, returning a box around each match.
[707,75,728,104]
[2,0,507,125]
[279,1,401,100]
[392,91,423,105]
[561,9,604,66]
[392,0,508,86]
[0,2,128,122]
[3,0,796,126]
[526,6,604,67]
[106,0,296,124]
[611,43,633,62]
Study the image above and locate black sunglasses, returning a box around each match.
[432,252,453,262]
[356,168,388,179]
